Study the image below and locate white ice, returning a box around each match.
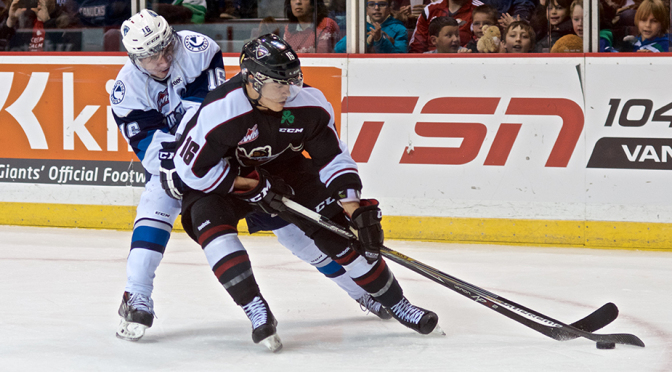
[1,225,670,372]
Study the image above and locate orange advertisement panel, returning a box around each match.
[0,61,342,186]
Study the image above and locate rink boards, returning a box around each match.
[1,53,671,250]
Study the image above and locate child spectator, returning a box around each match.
[334,0,407,53]
[283,0,340,53]
[570,0,582,37]
[501,19,535,52]
[465,4,496,52]
[408,0,482,53]
[631,0,669,52]
[535,0,573,52]
[424,15,463,53]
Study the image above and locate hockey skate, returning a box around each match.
[242,296,282,352]
[116,292,155,341]
[357,294,392,320]
[388,297,443,335]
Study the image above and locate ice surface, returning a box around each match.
[1,226,670,372]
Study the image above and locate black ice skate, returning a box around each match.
[388,297,443,335]
[357,294,392,320]
[242,296,282,352]
[116,291,155,341]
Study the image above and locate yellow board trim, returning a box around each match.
[1,202,670,251]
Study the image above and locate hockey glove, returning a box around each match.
[347,199,384,264]
[234,167,294,214]
[159,141,189,200]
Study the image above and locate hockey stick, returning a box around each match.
[280,197,645,347]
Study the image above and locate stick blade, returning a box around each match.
[569,302,619,332]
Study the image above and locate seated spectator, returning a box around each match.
[630,0,669,52]
[535,0,573,52]
[75,0,129,27]
[480,0,534,29]
[424,15,464,53]
[283,0,340,53]
[392,0,430,29]
[570,0,582,37]
[326,0,346,39]
[408,0,481,53]
[1,0,77,51]
[500,19,535,52]
[465,4,497,52]
[152,0,207,24]
[334,0,407,53]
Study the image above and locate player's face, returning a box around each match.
[433,25,460,53]
[639,13,662,41]
[258,79,303,112]
[367,1,391,24]
[572,5,583,37]
[137,43,174,80]
[472,13,494,39]
[547,2,568,26]
[505,26,532,53]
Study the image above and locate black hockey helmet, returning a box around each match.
[240,34,303,95]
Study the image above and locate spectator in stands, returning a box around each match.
[570,0,582,37]
[391,0,430,30]
[75,0,129,27]
[464,4,497,52]
[480,0,534,30]
[325,0,346,39]
[408,0,480,53]
[500,19,535,52]
[334,0,407,53]
[424,15,465,53]
[535,0,573,52]
[283,0,339,53]
[152,0,207,24]
[0,0,77,51]
[630,0,669,52]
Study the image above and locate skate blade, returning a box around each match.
[260,333,283,353]
[116,319,148,341]
[431,324,446,336]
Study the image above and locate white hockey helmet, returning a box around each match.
[121,9,176,61]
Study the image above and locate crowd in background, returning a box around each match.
[0,0,669,52]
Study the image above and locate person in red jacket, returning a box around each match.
[408,0,484,53]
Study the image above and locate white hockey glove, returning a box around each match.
[346,199,384,264]
[159,141,189,200]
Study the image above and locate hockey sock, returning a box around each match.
[345,256,403,308]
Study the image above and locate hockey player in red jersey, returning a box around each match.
[111,11,389,344]
[161,34,440,352]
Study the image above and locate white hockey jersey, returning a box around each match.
[110,31,225,176]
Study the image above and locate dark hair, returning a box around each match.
[504,20,537,48]
[428,16,458,37]
[285,0,329,26]
[472,4,497,24]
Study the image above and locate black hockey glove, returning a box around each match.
[234,167,294,214]
[347,199,384,264]
[159,141,189,200]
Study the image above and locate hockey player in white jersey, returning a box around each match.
[162,34,440,352]
[110,10,389,343]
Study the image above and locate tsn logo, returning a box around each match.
[343,96,584,167]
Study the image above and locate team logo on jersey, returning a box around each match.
[171,77,182,87]
[256,45,270,59]
[111,80,125,104]
[184,35,209,52]
[157,89,169,112]
[280,110,294,125]
[238,124,259,145]
[236,143,303,167]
